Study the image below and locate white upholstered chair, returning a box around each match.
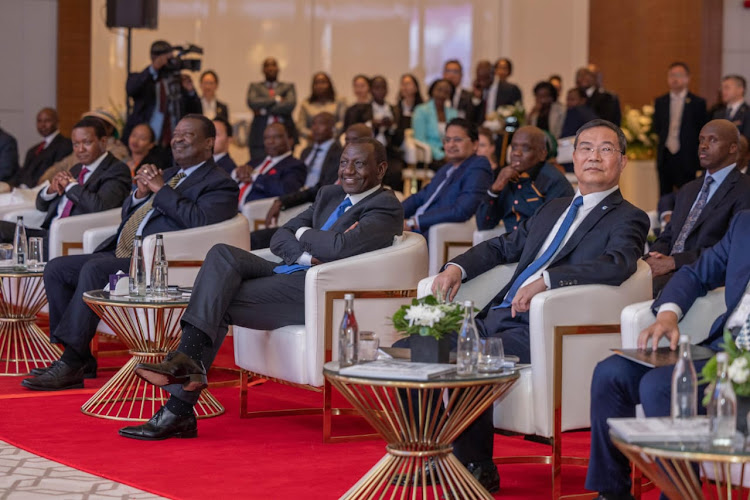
[241,197,312,235]
[472,224,506,247]
[401,129,434,196]
[45,208,121,259]
[232,231,429,441]
[417,259,653,496]
[426,218,476,276]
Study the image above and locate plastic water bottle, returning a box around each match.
[457,300,480,375]
[338,293,358,367]
[12,216,27,267]
[709,352,737,446]
[150,234,168,296]
[129,236,146,296]
[671,335,697,420]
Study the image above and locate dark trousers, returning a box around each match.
[0,220,49,261]
[168,244,306,404]
[658,149,696,196]
[44,252,130,357]
[584,355,708,494]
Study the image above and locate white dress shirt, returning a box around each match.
[666,89,687,154]
[201,97,218,120]
[236,151,293,206]
[42,130,60,149]
[304,138,334,188]
[39,151,108,221]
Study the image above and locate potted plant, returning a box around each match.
[392,295,468,363]
[700,331,750,433]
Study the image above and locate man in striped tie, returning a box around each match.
[118,138,403,441]
[21,114,238,392]
[427,119,650,492]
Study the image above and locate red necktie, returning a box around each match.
[35,142,45,156]
[238,158,272,205]
[59,167,88,219]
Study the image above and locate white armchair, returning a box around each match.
[241,197,311,235]
[427,218,476,276]
[2,206,46,229]
[472,224,506,246]
[46,208,122,259]
[232,231,429,441]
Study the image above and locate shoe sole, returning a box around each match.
[21,381,84,391]
[134,367,208,392]
[118,429,198,440]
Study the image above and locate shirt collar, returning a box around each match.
[573,185,619,210]
[44,130,59,146]
[312,138,335,153]
[178,161,206,177]
[269,151,292,163]
[670,89,688,100]
[519,162,546,181]
[706,163,736,187]
[585,86,595,98]
[213,152,227,162]
[346,184,381,206]
[83,151,108,171]
[728,100,745,113]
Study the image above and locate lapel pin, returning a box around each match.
[601,206,608,210]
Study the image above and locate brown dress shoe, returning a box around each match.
[134,351,207,391]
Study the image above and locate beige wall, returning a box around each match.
[90,0,589,136]
[723,0,750,96]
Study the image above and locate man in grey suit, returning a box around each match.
[246,57,297,160]
[120,137,404,440]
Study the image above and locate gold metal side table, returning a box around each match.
[611,432,750,499]
[323,361,519,499]
[81,290,223,421]
[0,267,61,375]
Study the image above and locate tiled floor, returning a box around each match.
[0,440,164,499]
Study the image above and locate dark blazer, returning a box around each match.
[343,102,404,155]
[215,153,237,175]
[214,99,229,122]
[280,141,344,209]
[243,155,307,204]
[713,102,750,139]
[95,158,238,252]
[402,154,493,233]
[494,81,523,107]
[0,128,19,182]
[246,80,297,159]
[650,167,750,269]
[587,88,622,125]
[122,66,203,144]
[16,133,72,188]
[653,210,750,348]
[271,185,403,265]
[453,88,480,123]
[453,190,649,317]
[133,145,172,175]
[36,153,132,230]
[560,105,598,138]
[653,92,708,175]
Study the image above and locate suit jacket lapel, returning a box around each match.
[515,199,571,269]
[691,168,740,233]
[80,153,113,187]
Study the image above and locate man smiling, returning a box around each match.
[120,138,403,440]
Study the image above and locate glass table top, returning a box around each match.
[83,289,191,306]
[323,360,519,385]
[0,265,45,277]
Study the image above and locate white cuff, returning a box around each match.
[543,271,551,289]
[39,187,58,201]
[131,192,149,205]
[445,262,467,281]
[486,189,499,198]
[295,227,311,240]
[297,252,313,266]
[64,181,78,192]
[657,303,683,321]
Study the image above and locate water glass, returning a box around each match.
[27,237,44,269]
[358,331,380,362]
[151,261,169,297]
[0,243,12,266]
[478,338,505,373]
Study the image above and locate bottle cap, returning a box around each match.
[344,293,354,300]
[17,216,23,221]
[135,235,143,240]
[717,352,729,362]
[156,234,163,239]
[463,300,473,307]
[679,335,689,344]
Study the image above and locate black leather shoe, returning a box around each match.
[30,358,97,379]
[118,406,197,441]
[21,360,84,391]
[466,461,500,493]
[392,460,439,486]
[134,351,207,391]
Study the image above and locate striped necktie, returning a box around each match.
[115,172,186,258]
[671,176,714,255]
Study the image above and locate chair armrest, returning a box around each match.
[278,202,311,226]
[241,198,277,232]
[83,225,119,253]
[472,226,506,246]
[2,206,45,229]
[417,263,518,310]
[48,208,122,259]
[427,219,476,275]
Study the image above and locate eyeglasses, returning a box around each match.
[443,136,468,144]
[575,145,623,158]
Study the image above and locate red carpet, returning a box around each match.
[0,343,662,499]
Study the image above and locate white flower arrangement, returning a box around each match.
[392,295,468,340]
[620,105,659,160]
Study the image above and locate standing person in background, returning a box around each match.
[199,70,229,121]
[549,75,563,97]
[527,81,565,138]
[296,72,346,141]
[482,58,523,117]
[351,74,371,105]
[397,74,424,131]
[576,66,621,126]
[443,59,477,121]
[412,79,458,167]
[713,75,750,139]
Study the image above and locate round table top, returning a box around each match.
[610,431,750,462]
[323,360,519,389]
[0,265,44,277]
[83,289,191,307]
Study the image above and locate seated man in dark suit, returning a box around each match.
[236,123,306,207]
[427,119,649,491]
[13,108,73,188]
[21,114,239,391]
[402,118,493,234]
[0,117,131,259]
[0,125,19,183]
[585,210,750,499]
[713,75,750,140]
[646,119,750,295]
[476,125,573,233]
[117,138,403,440]
[211,117,237,175]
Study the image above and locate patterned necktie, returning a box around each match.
[671,176,714,255]
[273,197,353,274]
[494,196,584,309]
[35,142,45,156]
[115,172,186,258]
[59,167,88,219]
[304,147,321,187]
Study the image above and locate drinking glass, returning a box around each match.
[0,243,12,266]
[358,331,380,361]
[27,237,44,269]
[478,338,505,373]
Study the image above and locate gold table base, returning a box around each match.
[82,294,224,421]
[325,370,519,499]
[0,273,60,375]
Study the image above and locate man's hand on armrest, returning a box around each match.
[432,265,463,303]
[638,310,680,351]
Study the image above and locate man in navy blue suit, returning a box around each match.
[402,118,493,234]
[585,221,750,496]
[22,115,238,392]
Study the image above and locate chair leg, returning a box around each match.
[240,370,248,418]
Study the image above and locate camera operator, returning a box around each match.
[122,40,202,148]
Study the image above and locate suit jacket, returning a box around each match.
[122,66,203,144]
[246,80,297,157]
[560,105,598,138]
[653,210,750,348]
[453,190,649,317]
[35,152,132,230]
[412,100,459,161]
[95,158,239,252]
[280,141,343,209]
[243,155,306,204]
[215,99,229,122]
[271,185,403,265]
[453,88,480,123]
[0,127,19,182]
[215,153,237,175]
[402,154,493,233]
[713,102,750,139]
[494,81,523,108]
[586,87,622,125]
[528,102,566,138]
[653,92,708,174]
[343,102,404,155]
[16,133,73,188]
[650,167,750,269]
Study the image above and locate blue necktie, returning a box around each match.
[494,196,584,309]
[274,197,353,274]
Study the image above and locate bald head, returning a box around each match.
[699,119,741,173]
[344,123,374,145]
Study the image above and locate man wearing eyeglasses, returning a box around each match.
[427,119,649,492]
[401,117,493,234]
